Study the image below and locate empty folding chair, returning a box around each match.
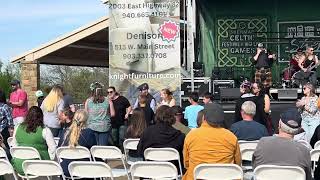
[22,160,66,180]
[238,140,259,152]
[0,147,9,161]
[314,140,320,150]
[241,148,255,171]
[68,161,114,180]
[254,165,305,180]
[144,147,183,176]
[90,146,129,179]
[130,161,178,180]
[7,137,13,147]
[10,146,41,178]
[194,163,243,180]
[311,149,320,172]
[0,159,18,180]
[123,138,140,165]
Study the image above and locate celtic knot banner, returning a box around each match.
[217,17,268,67]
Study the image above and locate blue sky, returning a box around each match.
[0,0,107,63]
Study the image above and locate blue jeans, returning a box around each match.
[93,131,110,146]
[111,125,127,148]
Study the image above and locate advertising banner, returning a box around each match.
[109,0,181,105]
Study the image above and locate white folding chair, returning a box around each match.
[123,138,140,165]
[22,160,66,180]
[54,137,60,146]
[238,140,259,152]
[68,161,114,180]
[241,148,255,171]
[90,146,129,179]
[7,137,13,147]
[314,140,320,149]
[144,147,183,176]
[130,161,178,180]
[194,163,243,180]
[0,147,9,161]
[253,165,305,180]
[0,159,18,180]
[10,146,41,178]
[56,146,91,162]
[310,149,320,172]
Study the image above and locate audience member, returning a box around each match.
[57,108,74,145]
[0,90,13,149]
[133,83,156,112]
[58,109,97,177]
[137,105,185,171]
[196,110,204,127]
[183,103,241,180]
[159,88,176,107]
[41,85,64,137]
[310,124,320,148]
[230,101,268,141]
[202,92,214,104]
[108,86,132,148]
[138,94,154,126]
[296,83,320,142]
[35,90,45,107]
[252,108,311,180]
[9,79,28,126]
[171,106,190,135]
[11,106,56,175]
[85,82,115,145]
[61,86,75,112]
[184,92,204,128]
[252,82,273,134]
[125,108,146,162]
[234,81,265,127]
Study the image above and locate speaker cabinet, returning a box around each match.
[278,89,297,100]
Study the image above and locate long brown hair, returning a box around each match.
[126,108,147,138]
[161,88,173,102]
[90,82,105,103]
[22,106,44,133]
[155,105,175,125]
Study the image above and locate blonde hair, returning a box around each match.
[69,109,88,148]
[43,85,63,112]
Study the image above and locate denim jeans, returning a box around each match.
[111,125,127,148]
[93,131,110,146]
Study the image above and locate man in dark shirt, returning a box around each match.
[253,43,276,93]
[108,86,132,148]
[231,101,268,141]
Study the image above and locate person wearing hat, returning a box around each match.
[183,103,241,180]
[133,83,156,112]
[9,79,28,126]
[252,108,312,180]
[252,43,276,93]
[35,90,45,107]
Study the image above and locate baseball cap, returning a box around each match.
[35,90,44,98]
[10,79,20,85]
[257,43,264,48]
[297,48,303,52]
[279,108,302,135]
[240,80,252,89]
[203,103,224,126]
[138,83,149,91]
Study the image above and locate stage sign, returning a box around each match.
[108,0,180,104]
[216,17,268,67]
[277,21,320,62]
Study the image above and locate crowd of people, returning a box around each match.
[1,79,320,179]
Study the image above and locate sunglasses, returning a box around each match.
[107,91,114,94]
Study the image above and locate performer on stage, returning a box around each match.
[253,43,276,92]
[291,48,305,73]
[296,47,319,86]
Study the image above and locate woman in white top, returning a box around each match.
[296,83,320,142]
[159,88,176,107]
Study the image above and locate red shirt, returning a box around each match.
[9,89,28,118]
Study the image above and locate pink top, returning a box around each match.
[9,89,28,118]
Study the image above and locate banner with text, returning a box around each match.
[109,0,180,104]
[216,17,269,67]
